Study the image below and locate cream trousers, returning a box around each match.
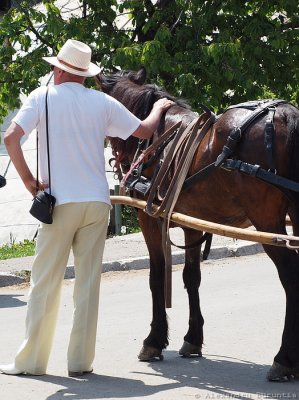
[14,201,110,375]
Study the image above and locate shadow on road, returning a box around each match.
[23,373,180,400]
[0,294,26,308]
[147,351,299,398]
[21,351,299,399]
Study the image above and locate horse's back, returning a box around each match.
[176,102,299,229]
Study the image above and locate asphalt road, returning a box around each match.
[0,252,299,400]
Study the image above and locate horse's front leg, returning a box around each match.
[179,228,204,357]
[137,211,168,361]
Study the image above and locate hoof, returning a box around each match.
[267,362,299,382]
[179,341,202,358]
[138,345,163,361]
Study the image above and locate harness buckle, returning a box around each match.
[131,169,140,177]
[232,127,242,141]
[285,239,299,250]
[268,168,277,174]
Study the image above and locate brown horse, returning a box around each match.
[96,68,299,382]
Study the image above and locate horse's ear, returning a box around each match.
[94,74,103,90]
[134,67,147,85]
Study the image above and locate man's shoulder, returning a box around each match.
[29,85,48,100]
[85,87,114,107]
[87,86,106,98]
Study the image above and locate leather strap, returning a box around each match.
[169,230,212,250]
[222,159,299,193]
[146,113,215,216]
[264,107,276,172]
[145,112,216,307]
[183,161,216,190]
[215,100,287,167]
[36,87,52,195]
[121,120,182,188]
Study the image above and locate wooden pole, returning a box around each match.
[114,185,122,235]
[110,195,299,249]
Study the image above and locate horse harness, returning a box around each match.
[120,98,296,308]
[123,98,299,211]
[183,99,299,192]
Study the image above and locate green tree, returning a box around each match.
[0,0,298,123]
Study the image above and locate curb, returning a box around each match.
[0,242,263,287]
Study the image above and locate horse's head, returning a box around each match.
[96,68,191,180]
[95,69,148,179]
[96,68,155,179]
[96,67,147,94]
[96,67,164,119]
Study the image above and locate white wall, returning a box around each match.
[0,0,120,245]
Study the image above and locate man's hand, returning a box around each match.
[24,177,49,197]
[5,122,49,197]
[152,98,175,113]
[133,98,176,140]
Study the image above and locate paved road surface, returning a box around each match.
[0,253,298,400]
[0,228,263,287]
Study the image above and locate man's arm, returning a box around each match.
[132,98,175,140]
[4,122,46,196]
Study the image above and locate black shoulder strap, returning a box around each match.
[215,100,287,167]
[36,87,51,194]
[222,159,299,193]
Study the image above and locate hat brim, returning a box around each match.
[43,56,101,77]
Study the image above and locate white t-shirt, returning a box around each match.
[13,83,141,206]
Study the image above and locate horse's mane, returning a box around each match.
[96,69,192,176]
[97,69,191,119]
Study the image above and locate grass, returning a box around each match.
[121,205,140,234]
[0,215,139,260]
[0,239,35,260]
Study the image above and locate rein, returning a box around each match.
[121,120,182,190]
[119,111,215,308]
[146,112,216,308]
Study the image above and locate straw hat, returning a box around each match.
[43,39,101,77]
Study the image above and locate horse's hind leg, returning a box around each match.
[262,244,299,381]
[179,228,204,357]
[137,211,168,361]
[266,202,299,381]
[248,202,299,381]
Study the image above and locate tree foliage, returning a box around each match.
[0,0,298,123]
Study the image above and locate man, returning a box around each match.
[0,39,174,377]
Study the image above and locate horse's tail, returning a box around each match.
[286,104,299,184]
[286,104,299,232]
